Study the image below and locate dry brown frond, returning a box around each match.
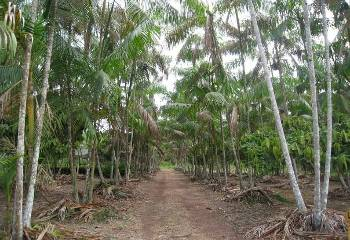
[245,208,347,239]
[229,106,239,135]
[24,222,103,240]
[223,187,274,205]
[197,110,212,123]
[137,105,160,140]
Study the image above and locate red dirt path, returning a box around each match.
[115,169,238,240]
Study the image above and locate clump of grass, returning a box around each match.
[160,161,175,170]
[273,192,291,204]
[93,208,118,223]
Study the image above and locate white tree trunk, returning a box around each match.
[320,0,333,211]
[220,114,227,185]
[247,0,307,212]
[302,0,322,226]
[23,0,57,227]
[12,1,38,239]
[126,127,134,181]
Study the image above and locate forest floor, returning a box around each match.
[1,169,349,239]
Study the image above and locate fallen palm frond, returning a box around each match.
[36,165,55,191]
[24,223,102,240]
[95,182,134,200]
[245,208,347,239]
[328,187,350,200]
[223,187,274,205]
[34,199,111,223]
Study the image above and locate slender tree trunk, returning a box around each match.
[338,171,350,193]
[87,142,96,203]
[96,152,106,184]
[115,150,122,183]
[202,152,208,179]
[127,127,134,180]
[83,150,91,203]
[230,134,243,189]
[247,0,307,212]
[214,146,220,182]
[291,157,299,182]
[274,41,288,115]
[12,1,38,238]
[26,73,34,180]
[110,151,114,180]
[220,114,227,185]
[125,127,133,181]
[302,0,322,227]
[23,1,57,227]
[248,166,254,188]
[68,116,79,202]
[84,17,93,56]
[320,0,333,211]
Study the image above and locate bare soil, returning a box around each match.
[114,169,240,240]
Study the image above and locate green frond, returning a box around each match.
[204,92,227,109]
[0,153,17,201]
[166,17,197,46]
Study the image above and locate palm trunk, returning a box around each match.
[109,123,114,179]
[114,148,122,183]
[220,114,227,185]
[126,127,134,181]
[83,150,91,203]
[23,1,57,227]
[87,142,96,203]
[202,152,208,179]
[26,73,34,174]
[339,173,349,192]
[247,0,307,212]
[274,41,288,115]
[96,152,106,183]
[12,2,38,238]
[320,0,333,211]
[110,151,114,180]
[230,133,243,189]
[68,115,79,202]
[302,0,322,227]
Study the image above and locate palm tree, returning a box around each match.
[320,0,333,211]
[302,0,322,228]
[12,1,38,239]
[247,0,307,212]
[23,0,57,227]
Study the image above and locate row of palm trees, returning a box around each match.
[160,0,349,230]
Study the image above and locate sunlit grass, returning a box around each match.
[160,161,175,169]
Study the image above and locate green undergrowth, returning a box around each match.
[93,208,119,223]
[272,192,291,204]
[160,161,175,169]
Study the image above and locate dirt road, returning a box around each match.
[116,169,238,240]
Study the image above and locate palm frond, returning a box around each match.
[138,104,160,139]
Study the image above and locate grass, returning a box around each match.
[160,161,175,170]
[272,192,291,204]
